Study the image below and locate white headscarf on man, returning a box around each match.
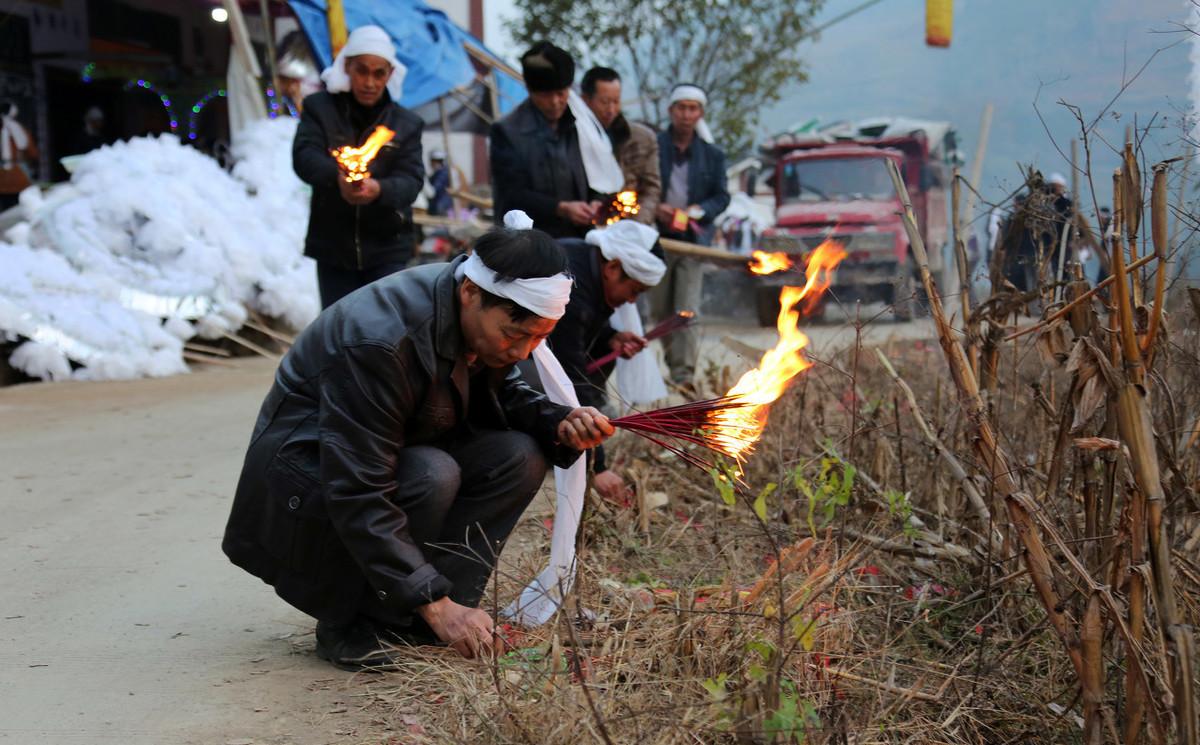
[319,25,407,102]
[668,84,714,144]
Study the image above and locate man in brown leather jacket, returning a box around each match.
[580,66,661,226]
[222,226,611,669]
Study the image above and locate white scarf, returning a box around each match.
[567,89,625,193]
[1,106,30,168]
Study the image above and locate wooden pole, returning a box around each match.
[326,0,348,56]
[961,102,993,220]
[257,0,279,96]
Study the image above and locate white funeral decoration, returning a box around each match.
[0,118,319,381]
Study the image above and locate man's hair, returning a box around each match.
[472,228,570,321]
[581,67,621,97]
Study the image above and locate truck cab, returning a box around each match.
[758,128,950,322]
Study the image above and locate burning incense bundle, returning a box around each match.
[612,240,846,474]
[584,311,695,373]
[331,125,395,182]
[594,190,641,225]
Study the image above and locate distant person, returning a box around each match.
[294,25,424,308]
[580,66,660,226]
[651,83,730,390]
[0,100,37,210]
[75,107,107,155]
[427,149,452,216]
[490,41,597,238]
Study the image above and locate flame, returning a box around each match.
[331,125,395,182]
[707,239,847,461]
[603,190,641,224]
[748,250,794,275]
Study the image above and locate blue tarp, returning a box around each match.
[286,0,524,115]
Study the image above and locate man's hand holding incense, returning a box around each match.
[417,596,504,659]
[610,331,647,359]
[558,406,614,450]
[337,176,381,206]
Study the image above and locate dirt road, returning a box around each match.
[0,315,932,745]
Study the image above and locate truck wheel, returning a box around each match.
[892,256,920,321]
[756,286,780,327]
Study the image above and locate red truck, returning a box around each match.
[756,122,953,324]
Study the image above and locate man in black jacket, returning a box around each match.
[651,84,731,388]
[490,42,598,238]
[548,220,665,501]
[294,25,425,308]
[223,226,612,669]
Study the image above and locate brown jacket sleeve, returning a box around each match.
[619,122,661,226]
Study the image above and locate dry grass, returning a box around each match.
[344,285,1198,743]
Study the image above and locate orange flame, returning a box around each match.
[604,190,641,224]
[331,125,395,182]
[748,250,794,275]
[708,239,847,462]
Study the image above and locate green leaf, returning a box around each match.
[752,482,776,521]
[746,639,774,662]
[792,616,817,651]
[709,466,737,506]
[701,673,729,702]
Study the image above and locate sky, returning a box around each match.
[485,0,1197,227]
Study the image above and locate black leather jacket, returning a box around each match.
[222,257,579,623]
[293,91,424,270]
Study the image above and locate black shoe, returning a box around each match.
[315,617,400,671]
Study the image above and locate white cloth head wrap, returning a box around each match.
[668,84,714,144]
[454,210,574,320]
[320,25,407,101]
[585,220,665,286]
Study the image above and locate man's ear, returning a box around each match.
[459,276,480,305]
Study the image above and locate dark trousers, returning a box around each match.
[357,429,547,625]
[317,259,409,309]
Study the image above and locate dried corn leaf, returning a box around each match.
[1072,374,1108,433]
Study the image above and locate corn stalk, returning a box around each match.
[885,159,1085,682]
[1111,159,1197,745]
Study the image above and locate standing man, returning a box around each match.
[580,67,660,226]
[549,220,665,500]
[651,84,730,389]
[427,149,453,216]
[490,41,597,238]
[223,223,613,670]
[294,25,425,309]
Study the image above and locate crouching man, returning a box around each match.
[222,223,612,669]
[549,219,666,501]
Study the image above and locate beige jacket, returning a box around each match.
[615,119,661,226]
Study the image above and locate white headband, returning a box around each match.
[669,84,707,107]
[455,211,574,320]
[667,85,714,143]
[585,221,665,286]
[320,25,407,101]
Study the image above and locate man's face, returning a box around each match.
[346,55,393,107]
[529,88,570,125]
[601,260,649,308]
[459,281,556,367]
[584,79,621,129]
[669,100,704,135]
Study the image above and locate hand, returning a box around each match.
[557,406,614,450]
[655,203,676,226]
[416,597,503,659]
[592,469,628,502]
[336,177,380,205]
[609,331,647,359]
[557,200,598,226]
